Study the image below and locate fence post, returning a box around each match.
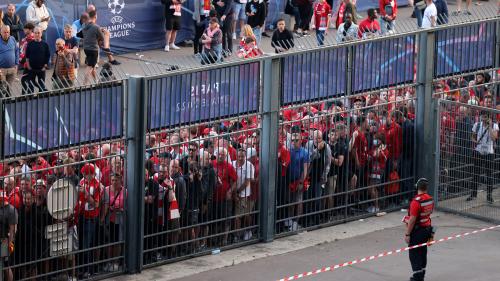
[415,31,439,199]
[125,76,147,273]
[260,58,281,242]
[495,20,500,104]
[0,98,3,159]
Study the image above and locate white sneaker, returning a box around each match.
[164,45,169,52]
[367,206,376,213]
[243,230,253,241]
[232,33,237,40]
[170,44,180,50]
[103,262,112,272]
[291,221,299,231]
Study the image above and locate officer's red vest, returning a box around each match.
[409,193,434,228]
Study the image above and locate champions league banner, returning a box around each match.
[147,62,260,131]
[434,21,496,77]
[3,85,124,157]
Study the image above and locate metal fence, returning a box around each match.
[1,17,499,281]
[436,90,500,223]
[0,81,128,281]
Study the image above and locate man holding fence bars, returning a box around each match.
[467,111,499,203]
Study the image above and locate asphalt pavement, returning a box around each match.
[110,211,500,281]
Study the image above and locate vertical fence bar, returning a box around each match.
[346,45,354,97]
[125,76,147,273]
[495,20,500,104]
[0,98,3,159]
[260,58,280,242]
[416,31,438,199]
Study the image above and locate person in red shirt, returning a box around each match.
[212,147,237,246]
[404,178,434,281]
[367,136,388,213]
[381,110,403,171]
[78,163,102,276]
[358,8,380,39]
[32,156,53,181]
[313,0,331,46]
[4,176,21,210]
[350,116,369,190]
[379,0,397,34]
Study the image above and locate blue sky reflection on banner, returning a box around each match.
[147,62,260,130]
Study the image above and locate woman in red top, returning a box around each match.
[238,24,262,58]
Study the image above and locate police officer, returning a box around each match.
[405,178,434,281]
[1,179,18,281]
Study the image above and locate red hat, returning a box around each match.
[283,110,298,121]
[237,135,247,144]
[81,163,95,176]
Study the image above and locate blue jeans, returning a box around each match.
[316,30,325,46]
[380,18,395,34]
[82,218,97,272]
[414,7,423,28]
[252,27,262,46]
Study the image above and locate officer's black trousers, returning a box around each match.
[409,227,432,281]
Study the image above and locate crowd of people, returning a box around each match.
[1,69,498,280]
[0,1,120,98]
[436,71,500,203]
[179,0,456,61]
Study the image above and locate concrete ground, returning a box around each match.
[109,0,499,77]
[110,211,500,281]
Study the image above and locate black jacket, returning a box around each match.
[246,0,267,28]
[172,172,187,212]
[184,175,204,211]
[213,0,234,18]
[201,164,217,205]
[3,14,23,41]
[271,29,294,52]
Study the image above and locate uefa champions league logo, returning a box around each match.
[108,0,125,15]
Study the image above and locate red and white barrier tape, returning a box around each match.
[277,225,500,281]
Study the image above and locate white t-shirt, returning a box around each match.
[422,3,437,28]
[472,121,499,155]
[232,160,255,198]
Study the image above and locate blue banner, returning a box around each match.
[352,35,415,92]
[282,47,347,105]
[434,22,496,77]
[3,85,124,157]
[147,62,260,130]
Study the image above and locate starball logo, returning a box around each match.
[108,0,125,15]
[105,0,136,39]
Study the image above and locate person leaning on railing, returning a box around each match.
[271,18,294,53]
[52,38,76,89]
[336,12,358,43]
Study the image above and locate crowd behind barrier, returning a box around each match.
[435,73,500,210]
[0,6,499,280]
[1,69,497,280]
